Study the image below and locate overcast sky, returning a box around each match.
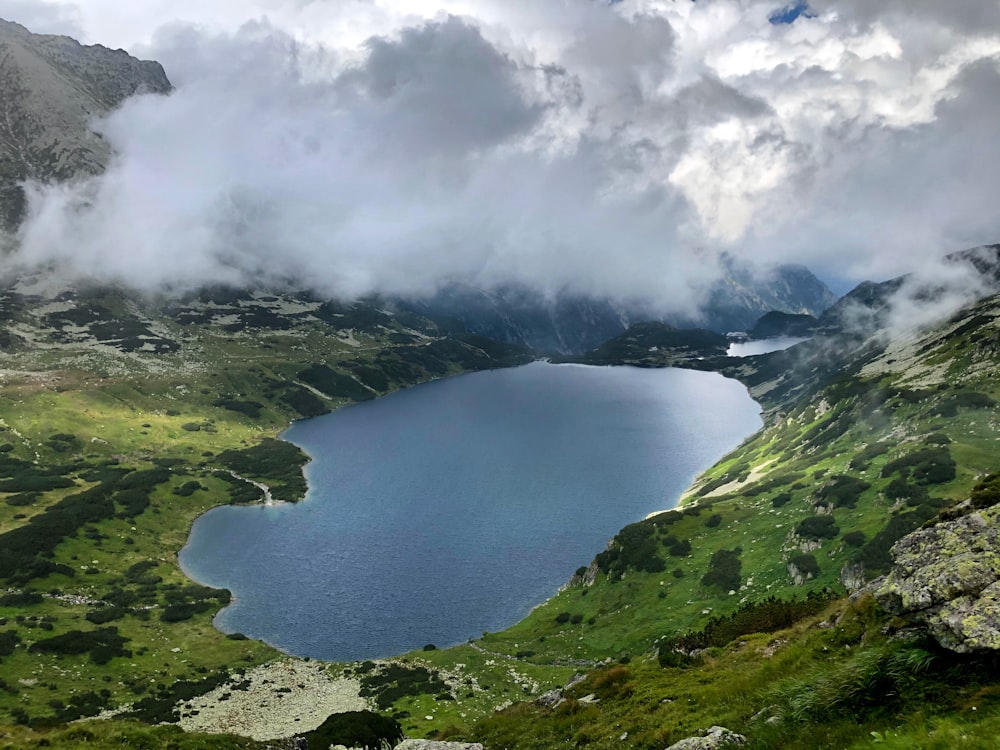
[5,0,1000,308]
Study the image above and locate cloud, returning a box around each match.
[0,0,82,36]
[7,1,1000,310]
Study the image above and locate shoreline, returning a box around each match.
[177,360,764,666]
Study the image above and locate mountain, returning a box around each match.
[817,244,1000,334]
[0,18,171,230]
[405,259,837,355]
[748,310,820,339]
[4,17,1000,750]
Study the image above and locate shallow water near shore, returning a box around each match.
[180,362,761,661]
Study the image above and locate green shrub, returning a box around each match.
[789,553,820,578]
[816,475,871,509]
[297,364,373,402]
[358,663,448,710]
[842,531,867,547]
[772,492,792,508]
[881,447,956,485]
[29,627,130,664]
[668,539,692,557]
[970,473,1000,509]
[670,592,835,652]
[701,548,741,592]
[304,710,403,750]
[213,398,264,418]
[796,515,840,540]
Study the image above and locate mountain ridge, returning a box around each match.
[0,17,170,230]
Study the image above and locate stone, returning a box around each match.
[664,725,747,750]
[395,742,485,750]
[536,688,565,708]
[875,506,1000,652]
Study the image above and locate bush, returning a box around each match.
[29,628,130,664]
[881,447,956,486]
[789,553,820,579]
[772,493,792,508]
[842,531,867,547]
[705,514,722,528]
[930,391,995,417]
[701,549,741,592]
[213,398,264,419]
[668,539,692,557]
[594,521,666,576]
[0,630,21,657]
[297,364,373,402]
[796,515,840,540]
[357,663,448,710]
[855,506,938,575]
[160,601,213,623]
[85,607,127,625]
[0,590,43,607]
[555,612,571,624]
[816,476,871,509]
[970,473,1000,509]
[304,710,402,750]
[671,592,835,652]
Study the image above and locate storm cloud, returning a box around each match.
[7,1,1000,312]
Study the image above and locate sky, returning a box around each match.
[4,0,1000,310]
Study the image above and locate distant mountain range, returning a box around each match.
[402,257,837,355]
[0,19,836,347]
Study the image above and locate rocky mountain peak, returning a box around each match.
[0,18,171,229]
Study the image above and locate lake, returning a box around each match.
[179,362,761,661]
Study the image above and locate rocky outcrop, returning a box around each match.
[664,725,746,750]
[395,741,485,750]
[0,18,171,229]
[875,504,1000,652]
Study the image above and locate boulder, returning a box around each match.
[396,742,484,750]
[875,506,1000,652]
[664,725,746,750]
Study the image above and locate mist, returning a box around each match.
[6,0,1000,315]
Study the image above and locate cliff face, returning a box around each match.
[0,18,171,230]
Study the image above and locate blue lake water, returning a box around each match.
[179,362,761,661]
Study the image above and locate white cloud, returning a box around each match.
[6,0,1000,306]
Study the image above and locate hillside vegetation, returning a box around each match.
[1,272,1000,749]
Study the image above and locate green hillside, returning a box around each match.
[1,279,1000,749]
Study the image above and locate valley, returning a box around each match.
[1,255,1000,749]
[2,8,1000,750]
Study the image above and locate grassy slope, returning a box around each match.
[2,284,1000,748]
[0,285,533,734]
[420,293,1000,747]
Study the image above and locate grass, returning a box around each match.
[1,285,1000,746]
[0,287,532,728]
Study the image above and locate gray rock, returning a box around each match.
[664,725,747,750]
[395,742,485,750]
[536,688,565,708]
[0,18,171,229]
[875,505,1000,652]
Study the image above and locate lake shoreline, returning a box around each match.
[180,361,763,662]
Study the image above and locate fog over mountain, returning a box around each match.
[2,1,999,315]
